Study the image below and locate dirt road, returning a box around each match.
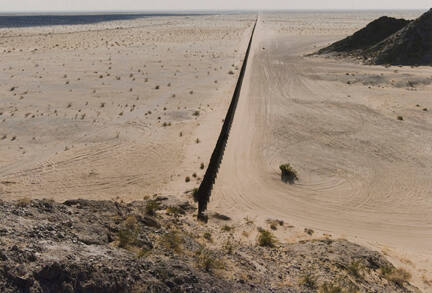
[211,15,432,284]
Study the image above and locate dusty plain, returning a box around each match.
[1,10,431,291]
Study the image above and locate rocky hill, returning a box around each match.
[0,198,419,292]
[318,16,410,54]
[365,9,432,65]
[318,8,432,66]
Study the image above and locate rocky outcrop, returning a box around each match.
[0,199,420,292]
[365,9,432,65]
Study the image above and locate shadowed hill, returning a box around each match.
[317,8,432,66]
[318,16,411,54]
[365,9,432,65]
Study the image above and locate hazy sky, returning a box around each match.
[2,0,431,12]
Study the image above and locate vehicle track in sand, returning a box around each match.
[210,17,432,258]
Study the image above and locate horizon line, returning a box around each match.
[0,8,428,14]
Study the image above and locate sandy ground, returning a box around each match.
[1,10,432,291]
[209,11,432,291]
[0,14,255,201]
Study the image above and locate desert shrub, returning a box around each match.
[196,249,222,272]
[221,225,232,232]
[138,247,151,258]
[257,229,276,247]
[161,231,182,253]
[280,163,298,183]
[145,200,160,216]
[319,283,342,293]
[17,197,31,207]
[166,206,184,215]
[124,215,137,230]
[347,261,362,278]
[185,176,190,182]
[203,232,212,242]
[222,240,234,254]
[118,229,136,248]
[193,110,200,116]
[380,266,411,286]
[397,116,404,121]
[300,273,317,289]
[304,228,314,235]
[200,162,205,169]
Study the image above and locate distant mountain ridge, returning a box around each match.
[318,8,432,66]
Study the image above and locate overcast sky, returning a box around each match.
[2,0,431,12]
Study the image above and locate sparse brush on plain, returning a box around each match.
[257,228,276,247]
[200,162,205,169]
[280,163,298,184]
[193,110,200,116]
[397,115,404,121]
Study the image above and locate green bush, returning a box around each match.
[280,163,298,184]
[257,229,276,247]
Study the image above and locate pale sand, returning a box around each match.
[209,11,432,291]
[0,14,255,201]
[1,11,432,291]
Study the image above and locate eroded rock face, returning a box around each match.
[318,8,432,66]
[0,199,420,292]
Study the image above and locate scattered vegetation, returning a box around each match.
[397,115,404,121]
[380,265,411,286]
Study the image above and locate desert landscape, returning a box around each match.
[1,9,432,292]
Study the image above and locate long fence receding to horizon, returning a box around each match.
[194,18,258,219]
